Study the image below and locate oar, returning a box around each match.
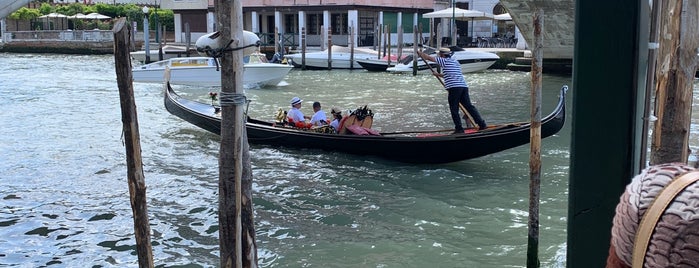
[418,50,478,128]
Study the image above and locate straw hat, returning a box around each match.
[290,97,302,106]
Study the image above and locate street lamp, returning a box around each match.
[142,6,150,63]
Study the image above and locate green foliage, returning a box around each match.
[10,7,42,20]
[151,9,174,31]
[92,3,117,17]
[10,3,174,32]
[82,5,97,14]
[39,3,53,15]
[55,3,83,16]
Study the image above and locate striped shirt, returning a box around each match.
[435,56,467,89]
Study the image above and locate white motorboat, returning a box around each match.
[284,45,381,69]
[386,49,500,74]
[132,53,293,88]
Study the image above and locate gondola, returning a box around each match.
[164,83,567,163]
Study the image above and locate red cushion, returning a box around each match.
[346,124,369,135]
[363,127,380,136]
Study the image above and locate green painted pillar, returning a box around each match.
[567,0,649,267]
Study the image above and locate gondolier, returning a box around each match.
[417,47,487,133]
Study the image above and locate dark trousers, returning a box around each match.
[447,86,486,130]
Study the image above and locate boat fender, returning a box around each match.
[195,30,261,57]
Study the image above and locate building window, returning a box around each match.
[331,13,347,35]
[284,14,296,34]
[307,14,320,35]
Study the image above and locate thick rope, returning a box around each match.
[218,91,247,107]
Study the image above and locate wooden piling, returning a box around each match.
[301,27,306,70]
[327,27,332,70]
[112,17,154,268]
[386,25,391,66]
[349,25,354,69]
[526,9,543,268]
[377,24,382,59]
[649,0,699,165]
[397,24,403,61]
[216,0,258,267]
[413,25,418,76]
[185,22,191,57]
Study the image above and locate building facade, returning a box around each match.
[160,0,514,49]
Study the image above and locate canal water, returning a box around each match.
[0,53,692,267]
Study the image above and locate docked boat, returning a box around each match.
[386,48,500,74]
[284,45,382,69]
[132,53,293,87]
[164,83,567,164]
[356,55,413,72]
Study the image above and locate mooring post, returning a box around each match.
[413,25,418,76]
[327,27,332,70]
[216,0,258,267]
[112,17,154,268]
[526,8,543,268]
[649,0,699,165]
[301,27,306,70]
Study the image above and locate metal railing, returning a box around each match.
[4,30,117,42]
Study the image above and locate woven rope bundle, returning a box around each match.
[608,163,699,267]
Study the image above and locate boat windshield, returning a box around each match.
[245,53,269,64]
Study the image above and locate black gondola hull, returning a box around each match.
[165,84,567,163]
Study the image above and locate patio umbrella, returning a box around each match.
[68,13,86,19]
[39,13,68,30]
[84,13,111,20]
[494,13,512,21]
[423,7,494,20]
[423,8,494,45]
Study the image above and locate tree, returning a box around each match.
[9,7,41,30]
[39,3,53,15]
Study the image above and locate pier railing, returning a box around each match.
[3,30,148,43]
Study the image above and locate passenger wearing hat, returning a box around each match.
[287,96,310,126]
[329,107,343,131]
[417,47,487,133]
[309,101,328,126]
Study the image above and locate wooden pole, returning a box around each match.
[428,19,434,47]
[397,24,403,61]
[301,27,306,70]
[349,24,354,69]
[377,24,382,59]
[112,17,154,268]
[649,0,699,165]
[526,9,543,268]
[185,22,191,57]
[413,25,418,76]
[327,27,332,70]
[387,25,391,67]
[216,0,258,267]
[383,24,388,58]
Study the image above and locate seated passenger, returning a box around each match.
[329,107,343,131]
[287,97,311,128]
[310,101,328,127]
